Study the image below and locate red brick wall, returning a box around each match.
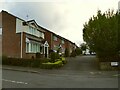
[0,12,2,28]
[0,12,2,56]
[45,31,52,49]
[2,11,21,58]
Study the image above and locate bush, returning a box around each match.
[50,52,60,62]
[36,53,41,58]
[41,60,63,69]
[2,57,50,67]
[70,50,76,57]
[98,55,119,62]
[75,48,82,56]
[2,56,66,69]
[60,57,67,64]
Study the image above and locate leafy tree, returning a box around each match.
[83,9,119,61]
[80,43,87,51]
[75,48,82,55]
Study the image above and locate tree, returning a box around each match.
[80,43,87,51]
[83,9,119,61]
[80,43,87,54]
[75,48,82,55]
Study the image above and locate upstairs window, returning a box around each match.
[41,32,44,39]
[39,32,44,39]
[61,40,64,44]
[53,36,57,41]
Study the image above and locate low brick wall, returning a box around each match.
[99,62,119,71]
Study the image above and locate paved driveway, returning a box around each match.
[61,56,99,71]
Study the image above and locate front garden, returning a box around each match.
[2,52,67,69]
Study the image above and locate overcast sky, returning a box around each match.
[0,0,119,46]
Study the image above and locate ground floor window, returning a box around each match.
[26,42,41,53]
[26,43,29,52]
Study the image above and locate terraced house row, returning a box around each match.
[0,10,77,59]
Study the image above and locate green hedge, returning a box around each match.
[2,57,50,67]
[41,57,67,69]
[41,60,63,69]
[2,56,67,69]
[98,55,119,62]
[60,57,67,64]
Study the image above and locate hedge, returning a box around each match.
[2,56,67,69]
[2,57,50,67]
[41,60,63,69]
[60,57,67,64]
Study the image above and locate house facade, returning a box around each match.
[1,10,49,59]
[0,12,2,56]
[1,10,77,58]
[45,29,77,55]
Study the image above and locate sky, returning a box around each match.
[0,0,119,46]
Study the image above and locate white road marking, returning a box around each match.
[90,72,95,74]
[2,79,28,84]
[90,72,102,75]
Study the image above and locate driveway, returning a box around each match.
[61,55,99,71]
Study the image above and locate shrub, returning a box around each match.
[36,53,41,58]
[30,59,41,67]
[41,60,63,69]
[2,57,50,67]
[60,57,67,64]
[98,55,119,62]
[50,52,60,62]
[70,50,76,57]
[75,48,82,56]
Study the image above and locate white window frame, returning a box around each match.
[62,40,64,44]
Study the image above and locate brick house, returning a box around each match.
[0,10,77,58]
[1,10,49,59]
[0,12,2,56]
[44,29,77,55]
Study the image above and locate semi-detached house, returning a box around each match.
[44,29,77,55]
[0,10,77,59]
[1,11,49,58]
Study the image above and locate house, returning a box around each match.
[0,12,2,56]
[1,10,49,59]
[44,29,77,55]
[0,10,78,59]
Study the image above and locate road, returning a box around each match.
[2,56,119,88]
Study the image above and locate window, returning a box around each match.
[28,26,45,38]
[61,40,64,44]
[53,36,57,41]
[41,33,44,39]
[26,43,29,52]
[26,42,40,53]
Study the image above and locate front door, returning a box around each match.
[45,47,47,58]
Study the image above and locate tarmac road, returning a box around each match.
[2,56,119,88]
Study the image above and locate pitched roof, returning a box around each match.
[1,10,78,47]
